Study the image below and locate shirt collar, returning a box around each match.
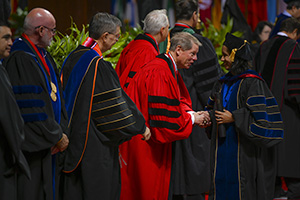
[283,10,292,17]
[277,32,289,37]
[168,52,177,72]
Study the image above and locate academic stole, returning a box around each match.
[21,33,58,102]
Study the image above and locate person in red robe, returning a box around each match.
[115,9,169,88]
[119,32,210,200]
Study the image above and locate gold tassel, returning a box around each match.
[229,48,237,62]
[229,40,249,62]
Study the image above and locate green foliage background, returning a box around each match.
[200,17,243,73]
[9,7,242,73]
[47,22,142,70]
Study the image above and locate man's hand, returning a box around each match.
[215,109,234,124]
[52,133,69,154]
[194,111,211,127]
[141,127,151,141]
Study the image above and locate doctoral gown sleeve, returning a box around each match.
[91,60,146,145]
[232,78,284,148]
[132,64,193,144]
[4,51,63,152]
[0,66,30,178]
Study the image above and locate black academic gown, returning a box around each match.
[4,37,69,200]
[206,70,283,200]
[61,45,147,200]
[168,24,223,197]
[255,35,300,179]
[0,63,30,200]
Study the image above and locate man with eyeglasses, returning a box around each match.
[60,12,150,200]
[3,7,69,200]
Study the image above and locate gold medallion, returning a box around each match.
[50,82,57,93]
[51,91,57,102]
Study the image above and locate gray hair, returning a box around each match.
[169,32,201,51]
[143,9,169,35]
[89,12,122,40]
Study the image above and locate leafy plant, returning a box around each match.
[200,17,243,73]
[9,7,28,39]
[48,20,143,70]
[47,19,89,70]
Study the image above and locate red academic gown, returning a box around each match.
[120,53,193,200]
[115,33,159,88]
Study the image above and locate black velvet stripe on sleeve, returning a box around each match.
[288,68,300,74]
[288,79,300,85]
[93,88,122,105]
[13,85,43,94]
[128,71,136,78]
[288,89,300,96]
[94,107,136,133]
[148,95,180,106]
[289,58,300,64]
[149,108,181,118]
[92,101,126,118]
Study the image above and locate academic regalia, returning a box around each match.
[168,23,223,197]
[0,63,30,200]
[269,12,290,39]
[61,39,147,200]
[206,70,284,200]
[115,33,159,88]
[3,35,68,200]
[120,53,193,200]
[61,45,89,90]
[255,35,300,180]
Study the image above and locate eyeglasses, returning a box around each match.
[35,25,56,34]
[108,32,120,40]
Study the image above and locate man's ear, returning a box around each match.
[37,26,44,36]
[293,28,298,35]
[160,26,165,35]
[101,32,109,41]
[175,45,182,56]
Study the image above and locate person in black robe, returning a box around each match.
[206,33,284,200]
[254,17,300,200]
[60,12,150,200]
[269,0,300,40]
[0,21,30,200]
[3,8,69,200]
[166,1,223,199]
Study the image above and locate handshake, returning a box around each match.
[193,111,211,128]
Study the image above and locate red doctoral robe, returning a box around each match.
[115,33,159,88]
[120,53,193,200]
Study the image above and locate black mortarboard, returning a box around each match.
[284,0,300,3]
[223,32,252,62]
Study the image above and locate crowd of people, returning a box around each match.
[0,0,299,200]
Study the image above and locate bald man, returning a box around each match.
[3,8,69,200]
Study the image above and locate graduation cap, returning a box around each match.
[284,0,300,3]
[223,32,252,62]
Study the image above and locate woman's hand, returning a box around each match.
[215,109,234,124]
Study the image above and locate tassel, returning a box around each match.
[229,40,249,62]
[229,48,237,62]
